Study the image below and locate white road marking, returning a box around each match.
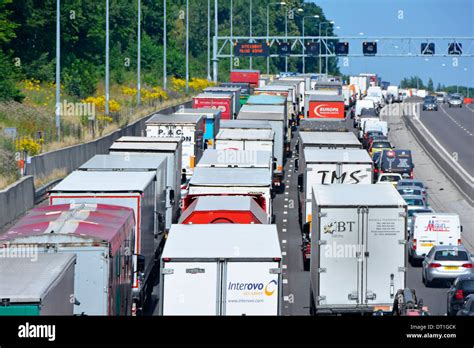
[284,296,289,302]
[285,192,289,195]
[282,264,288,269]
[284,198,289,201]
[284,211,288,214]
[288,174,292,177]
[282,240,287,244]
[283,219,287,223]
[282,228,287,232]
[282,251,287,255]
[440,105,473,136]
[283,279,288,284]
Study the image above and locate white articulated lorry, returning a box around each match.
[108,136,183,229]
[49,171,160,315]
[310,184,407,315]
[159,224,282,315]
[145,114,204,178]
[296,149,374,270]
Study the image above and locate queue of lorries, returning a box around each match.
[1,70,472,317]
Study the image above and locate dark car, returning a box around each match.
[422,96,438,111]
[447,274,474,316]
[376,149,414,180]
[456,294,474,316]
[362,130,384,149]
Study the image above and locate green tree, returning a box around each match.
[427,78,434,91]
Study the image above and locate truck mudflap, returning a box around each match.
[302,241,311,271]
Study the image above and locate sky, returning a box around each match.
[311,0,474,87]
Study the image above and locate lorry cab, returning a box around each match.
[408,213,462,265]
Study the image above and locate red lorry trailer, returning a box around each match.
[307,95,345,119]
[193,93,234,120]
[179,195,267,224]
[230,69,260,89]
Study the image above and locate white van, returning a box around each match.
[355,99,375,117]
[408,213,462,265]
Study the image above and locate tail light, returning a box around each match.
[457,239,461,245]
[410,171,414,179]
[455,289,464,300]
[413,239,417,250]
[429,263,441,268]
[374,169,378,173]
[462,263,473,268]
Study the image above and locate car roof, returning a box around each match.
[402,194,425,199]
[398,186,423,191]
[457,274,474,281]
[431,245,469,252]
[399,179,424,184]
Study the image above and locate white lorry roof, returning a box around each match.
[216,128,274,141]
[162,224,281,259]
[238,105,285,121]
[0,253,76,303]
[175,108,221,119]
[147,113,203,124]
[197,149,271,168]
[80,154,167,170]
[308,95,344,102]
[313,184,407,207]
[51,171,156,193]
[114,136,182,143]
[303,148,372,163]
[190,167,271,187]
[110,142,179,152]
[299,132,361,146]
[220,120,272,130]
[194,92,232,99]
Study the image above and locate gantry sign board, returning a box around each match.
[234,41,270,57]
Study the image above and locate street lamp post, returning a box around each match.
[230,0,233,71]
[137,0,141,105]
[163,0,167,90]
[318,21,334,75]
[207,0,211,80]
[185,0,189,93]
[105,0,110,116]
[55,0,61,141]
[302,15,319,74]
[266,2,286,75]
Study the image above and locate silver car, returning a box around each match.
[398,186,428,202]
[448,94,463,108]
[422,245,474,287]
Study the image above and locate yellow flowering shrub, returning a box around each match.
[16,137,42,156]
[82,96,121,113]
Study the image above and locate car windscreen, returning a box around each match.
[434,250,469,261]
[398,188,422,196]
[372,142,391,148]
[398,181,423,188]
[407,209,431,217]
[461,280,474,292]
[380,175,401,182]
[404,198,424,206]
[425,97,436,102]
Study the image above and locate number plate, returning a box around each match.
[444,266,459,270]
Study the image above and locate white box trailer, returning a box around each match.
[297,149,373,230]
[215,128,274,155]
[197,149,273,173]
[310,184,407,315]
[0,254,76,316]
[297,132,362,154]
[237,104,286,182]
[159,224,282,315]
[146,114,204,178]
[220,119,272,130]
[109,136,183,229]
[186,167,273,223]
[1,204,135,316]
[49,171,158,310]
[79,154,168,232]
